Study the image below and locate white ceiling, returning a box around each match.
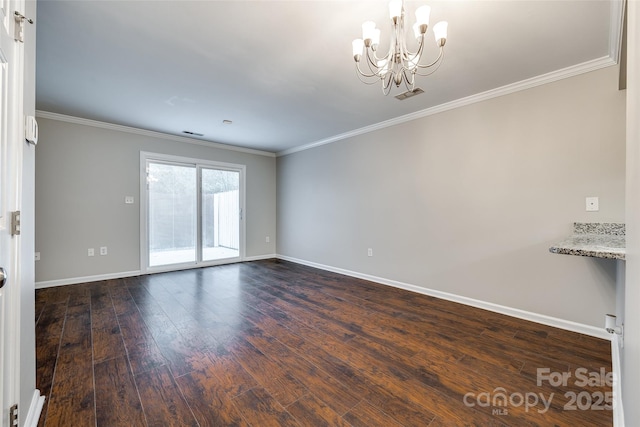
[35,0,622,154]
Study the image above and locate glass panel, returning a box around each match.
[148,162,197,267]
[202,168,240,261]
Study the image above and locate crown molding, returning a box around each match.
[278,0,626,158]
[35,110,276,158]
[38,0,624,162]
[609,0,626,64]
[277,56,617,157]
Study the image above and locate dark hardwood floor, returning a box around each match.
[35,259,613,426]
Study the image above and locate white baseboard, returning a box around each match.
[23,389,45,427]
[34,256,609,340]
[34,254,278,289]
[244,254,278,262]
[277,255,610,341]
[35,270,142,289]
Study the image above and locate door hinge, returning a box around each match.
[9,404,18,427]
[13,11,34,43]
[11,211,20,236]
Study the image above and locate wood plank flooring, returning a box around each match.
[35,259,613,426]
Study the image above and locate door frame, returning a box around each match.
[139,151,246,274]
[1,0,25,422]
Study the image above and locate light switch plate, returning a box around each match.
[586,196,599,212]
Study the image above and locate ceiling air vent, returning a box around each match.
[182,130,204,137]
[395,87,424,100]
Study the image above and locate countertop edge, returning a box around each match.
[548,246,626,260]
[549,222,626,260]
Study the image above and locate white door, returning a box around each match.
[0,0,25,424]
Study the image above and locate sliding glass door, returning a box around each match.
[148,162,197,267]
[142,153,244,272]
[201,168,240,262]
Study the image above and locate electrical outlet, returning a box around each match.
[367,248,373,257]
[35,252,40,261]
[100,246,108,255]
[125,196,134,204]
[88,248,95,257]
[266,236,270,243]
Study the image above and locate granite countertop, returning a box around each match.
[549,223,625,260]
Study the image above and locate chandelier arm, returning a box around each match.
[355,67,384,85]
[403,35,425,62]
[355,61,381,79]
[415,47,444,70]
[382,72,394,95]
[357,52,379,77]
[364,48,378,70]
[370,47,389,64]
[414,50,445,76]
[364,48,392,75]
[363,48,389,77]
[403,69,415,91]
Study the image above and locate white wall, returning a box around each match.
[34,118,276,283]
[277,66,625,328]
[624,0,640,423]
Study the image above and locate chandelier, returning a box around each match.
[352,0,448,95]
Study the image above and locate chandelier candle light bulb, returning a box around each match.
[433,21,448,47]
[389,0,402,20]
[352,38,364,61]
[362,21,377,46]
[352,0,448,95]
[415,5,430,28]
